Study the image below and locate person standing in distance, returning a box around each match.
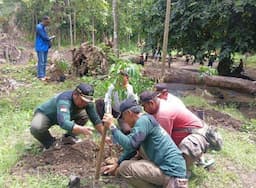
[35,16,55,81]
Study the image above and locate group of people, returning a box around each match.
[30,67,223,188]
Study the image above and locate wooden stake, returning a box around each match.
[95,125,107,181]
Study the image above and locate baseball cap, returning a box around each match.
[119,98,142,118]
[119,70,129,77]
[75,83,94,102]
[154,83,168,92]
[139,91,159,104]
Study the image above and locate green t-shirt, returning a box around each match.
[111,114,186,178]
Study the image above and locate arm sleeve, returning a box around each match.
[126,85,139,101]
[36,25,50,41]
[112,91,120,112]
[56,99,75,131]
[112,117,151,164]
[86,103,102,126]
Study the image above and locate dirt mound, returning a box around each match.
[71,42,109,77]
[189,107,243,130]
[11,139,121,178]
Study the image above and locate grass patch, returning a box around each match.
[181,95,209,107]
[189,128,256,188]
[1,64,256,187]
[215,104,246,122]
[0,174,68,188]
[220,129,256,170]
[233,53,256,68]
[241,119,256,133]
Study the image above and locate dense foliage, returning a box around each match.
[169,0,256,75]
[1,0,255,75]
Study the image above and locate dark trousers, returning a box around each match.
[30,111,88,148]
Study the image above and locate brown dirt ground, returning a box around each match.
[10,107,244,187]
[3,51,255,187]
[11,139,125,187]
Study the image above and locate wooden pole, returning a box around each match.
[95,125,107,180]
[95,90,112,181]
[161,0,171,76]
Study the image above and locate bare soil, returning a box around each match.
[10,107,245,187]
[11,139,125,187]
[1,44,255,187]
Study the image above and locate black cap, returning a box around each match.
[139,91,158,104]
[76,83,94,102]
[155,83,168,92]
[119,99,141,118]
[119,70,129,77]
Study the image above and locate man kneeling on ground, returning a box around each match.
[139,91,216,173]
[101,98,188,188]
[30,83,111,150]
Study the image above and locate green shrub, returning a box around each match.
[199,65,218,76]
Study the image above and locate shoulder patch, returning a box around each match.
[60,106,68,112]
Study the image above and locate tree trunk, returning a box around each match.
[92,16,95,46]
[31,11,35,34]
[162,68,256,95]
[203,75,256,94]
[112,0,119,57]
[57,14,61,48]
[34,14,38,40]
[161,0,171,76]
[73,11,76,45]
[67,0,73,47]
[57,27,61,48]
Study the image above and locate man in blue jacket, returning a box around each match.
[102,99,188,188]
[35,16,55,81]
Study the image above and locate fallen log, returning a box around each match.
[203,75,256,95]
[120,54,140,64]
[161,68,256,95]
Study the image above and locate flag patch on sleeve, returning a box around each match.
[60,106,68,112]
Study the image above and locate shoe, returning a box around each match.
[38,77,46,81]
[62,135,82,145]
[43,141,61,152]
[38,77,50,81]
[196,158,215,168]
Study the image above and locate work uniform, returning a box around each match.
[30,90,101,148]
[111,114,187,188]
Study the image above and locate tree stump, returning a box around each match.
[71,42,109,77]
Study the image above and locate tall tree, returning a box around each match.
[161,0,171,76]
[66,0,73,47]
[112,0,119,57]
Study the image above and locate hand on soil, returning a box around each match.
[105,157,118,165]
[100,162,118,176]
